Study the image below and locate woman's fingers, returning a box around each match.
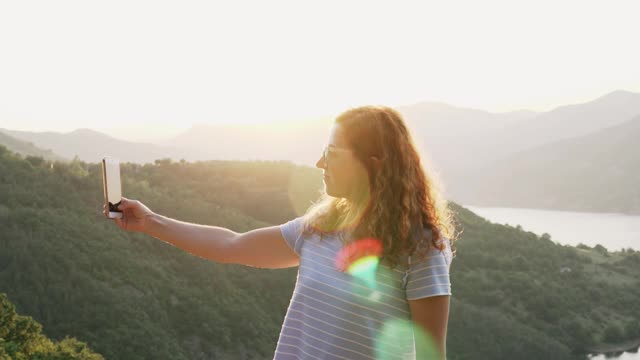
[107,197,149,232]
[115,216,126,230]
[117,197,130,210]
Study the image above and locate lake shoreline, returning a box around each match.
[460,203,640,217]
[463,205,640,252]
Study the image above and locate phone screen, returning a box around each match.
[102,157,122,217]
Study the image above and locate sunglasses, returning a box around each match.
[322,144,353,167]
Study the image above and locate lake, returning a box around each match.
[465,205,640,359]
[589,350,640,360]
[464,205,640,251]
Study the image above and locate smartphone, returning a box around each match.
[102,157,123,219]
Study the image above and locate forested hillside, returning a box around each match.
[1,292,103,359]
[1,145,638,359]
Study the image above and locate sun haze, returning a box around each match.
[1,0,639,133]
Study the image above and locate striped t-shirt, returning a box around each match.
[274,216,453,360]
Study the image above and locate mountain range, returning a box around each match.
[449,114,640,214]
[0,131,65,162]
[2,89,639,214]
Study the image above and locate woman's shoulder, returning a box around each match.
[410,226,453,265]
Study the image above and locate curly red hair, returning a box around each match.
[302,105,459,269]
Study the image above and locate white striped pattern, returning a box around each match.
[274,217,453,360]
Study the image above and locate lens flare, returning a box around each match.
[375,318,441,360]
[335,238,383,289]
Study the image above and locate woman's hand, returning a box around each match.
[104,197,155,233]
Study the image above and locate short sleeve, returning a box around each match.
[279,216,305,256]
[404,236,453,300]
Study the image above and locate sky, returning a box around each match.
[1,0,639,136]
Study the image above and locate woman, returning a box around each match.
[109,105,458,360]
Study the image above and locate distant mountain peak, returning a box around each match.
[600,89,639,97]
[592,89,640,104]
[68,128,121,141]
[69,128,105,135]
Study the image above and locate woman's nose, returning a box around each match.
[315,156,325,169]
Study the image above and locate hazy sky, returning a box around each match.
[1,0,639,134]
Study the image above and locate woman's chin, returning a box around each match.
[324,185,336,197]
[324,187,345,199]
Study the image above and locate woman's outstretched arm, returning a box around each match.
[110,197,299,269]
